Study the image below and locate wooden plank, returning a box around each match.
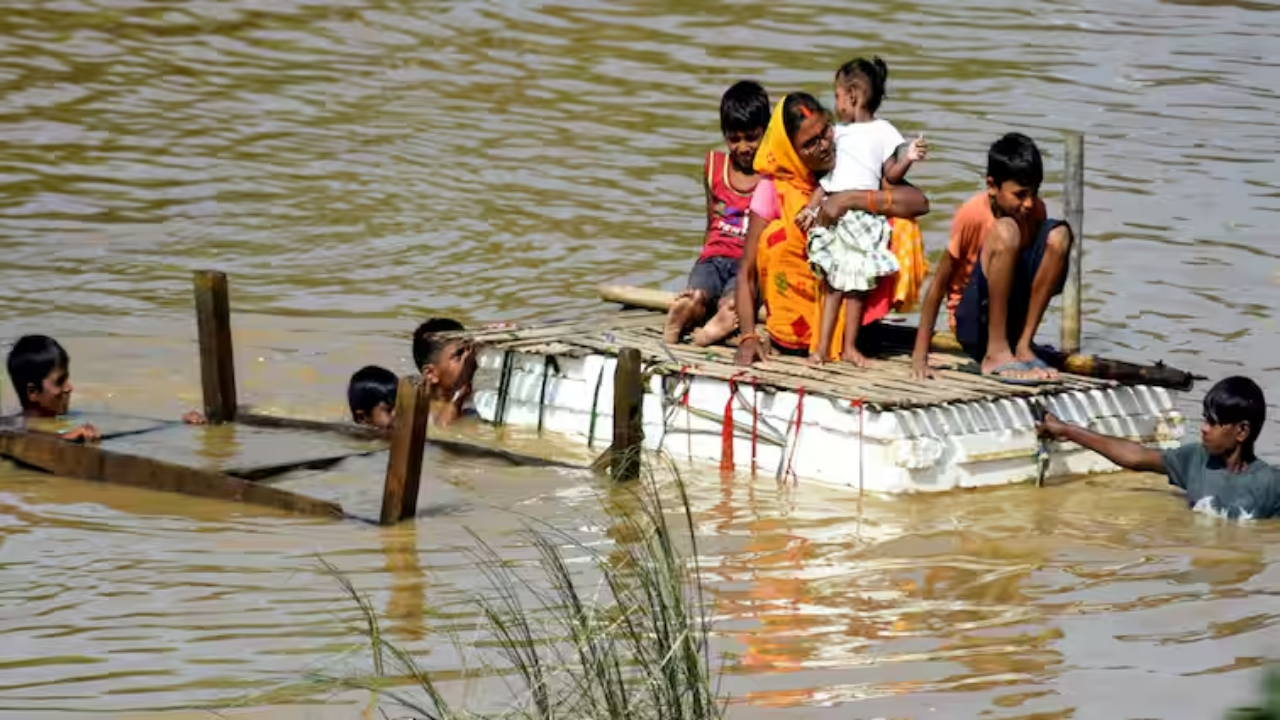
[237,410,385,441]
[0,430,345,518]
[380,376,431,525]
[194,270,237,424]
[238,409,586,469]
[1061,131,1085,354]
[611,347,643,482]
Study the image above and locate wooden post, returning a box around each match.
[1060,132,1085,354]
[611,348,644,482]
[380,375,431,525]
[193,270,237,424]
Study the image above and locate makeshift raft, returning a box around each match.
[460,296,1195,494]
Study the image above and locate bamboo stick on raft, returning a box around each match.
[597,284,1197,391]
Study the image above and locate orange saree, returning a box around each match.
[753,98,904,358]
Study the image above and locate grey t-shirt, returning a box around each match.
[1161,443,1280,520]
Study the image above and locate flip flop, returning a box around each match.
[982,360,1058,386]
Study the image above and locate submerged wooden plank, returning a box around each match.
[0,430,345,518]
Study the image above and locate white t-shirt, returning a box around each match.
[819,119,906,193]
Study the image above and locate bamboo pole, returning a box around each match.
[611,347,644,482]
[380,376,431,525]
[194,270,237,424]
[1061,132,1085,354]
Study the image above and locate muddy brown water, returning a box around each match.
[2,0,1279,717]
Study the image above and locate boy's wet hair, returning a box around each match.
[412,317,465,369]
[6,335,69,409]
[348,365,398,419]
[987,132,1044,190]
[719,80,770,136]
[781,92,827,142]
[1203,376,1266,449]
[835,56,890,114]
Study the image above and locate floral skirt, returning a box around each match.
[806,209,899,293]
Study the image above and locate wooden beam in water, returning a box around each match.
[380,376,431,525]
[194,270,237,424]
[0,429,345,518]
[610,347,643,482]
[237,408,584,470]
[1061,132,1085,354]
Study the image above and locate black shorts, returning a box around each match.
[687,256,739,307]
[954,219,1069,360]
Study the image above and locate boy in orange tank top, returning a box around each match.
[664,81,770,346]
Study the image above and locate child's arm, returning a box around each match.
[1038,412,1167,474]
[882,135,928,186]
[910,253,952,379]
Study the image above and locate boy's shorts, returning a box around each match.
[954,219,1069,361]
[687,256,739,308]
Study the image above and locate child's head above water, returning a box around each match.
[834,56,889,123]
[1201,376,1266,460]
[412,318,472,393]
[348,365,398,430]
[6,335,72,417]
[719,80,770,174]
[986,132,1044,218]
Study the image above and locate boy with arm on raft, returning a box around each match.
[1039,376,1280,520]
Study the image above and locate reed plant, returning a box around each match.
[320,454,725,720]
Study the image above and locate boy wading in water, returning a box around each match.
[664,81,771,347]
[412,318,478,427]
[348,365,397,431]
[5,335,204,442]
[911,133,1073,383]
[799,57,926,367]
[1038,376,1280,520]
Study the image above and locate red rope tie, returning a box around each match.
[721,371,750,474]
[785,386,806,486]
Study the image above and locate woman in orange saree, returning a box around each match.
[734,93,931,365]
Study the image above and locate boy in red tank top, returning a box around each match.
[664,81,770,346]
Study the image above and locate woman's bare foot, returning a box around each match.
[841,348,870,368]
[807,352,827,367]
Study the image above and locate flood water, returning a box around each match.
[1,0,1279,717]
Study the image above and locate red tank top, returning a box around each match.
[700,150,755,261]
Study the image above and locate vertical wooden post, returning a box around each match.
[380,376,431,525]
[1060,132,1085,354]
[611,348,644,482]
[193,270,237,424]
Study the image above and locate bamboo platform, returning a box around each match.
[456,298,1194,493]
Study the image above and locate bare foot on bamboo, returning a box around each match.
[663,299,694,344]
[841,349,870,368]
[807,353,828,367]
[691,309,737,347]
